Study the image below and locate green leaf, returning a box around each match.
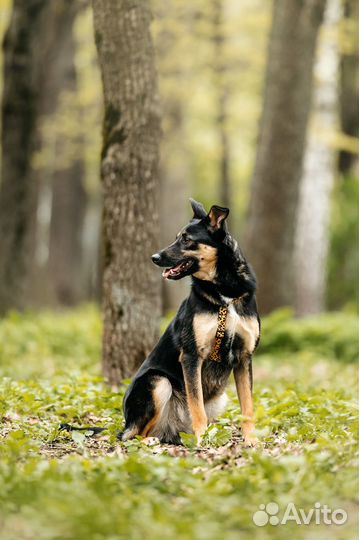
[71,431,86,446]
[179,432,197,449]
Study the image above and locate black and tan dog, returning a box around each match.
[122,199,260,446]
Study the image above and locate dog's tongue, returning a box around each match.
[162,261,188,279]
[162,264,181,279]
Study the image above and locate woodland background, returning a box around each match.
[0,0,358,539]
[0,0,357,324]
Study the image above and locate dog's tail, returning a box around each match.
[60,423,123,439]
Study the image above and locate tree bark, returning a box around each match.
[92,0,162,384]
[338,0,359,173]
[244,0,326,314]
[294,0,341,316]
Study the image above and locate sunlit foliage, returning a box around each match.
[0,307,357,539]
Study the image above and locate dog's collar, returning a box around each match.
[199,288,248,307]
[208,292,249,362]
[209,306,228,362]
[220,294,246,306]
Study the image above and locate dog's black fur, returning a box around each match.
[121,199,260,445]
[62,199,260,446]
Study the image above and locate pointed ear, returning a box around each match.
[189,198,207,219]
[207,205,229,230]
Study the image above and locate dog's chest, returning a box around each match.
[193,305,259,360]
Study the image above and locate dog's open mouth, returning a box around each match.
[162,259,194,279]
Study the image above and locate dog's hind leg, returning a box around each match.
[122,375,172,441]
[140,377,172,438]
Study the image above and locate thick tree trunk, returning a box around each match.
[47,17,87,307]
[244,0,326,314]
[338,0,359,173]
[92,0,162,384]
[294,0,341,316]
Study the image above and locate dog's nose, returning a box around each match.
[151,253,161,264]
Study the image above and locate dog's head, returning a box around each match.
[152,198,229,281]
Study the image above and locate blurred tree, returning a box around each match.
[0,0,83,314]
[153,0,271,234]
[211,0,230,209]
[47,9,87,307]
[338,0,359,173]
[0,0,51,314]
[35,6,103,306]
[244,0,326,314]
[327,173,358,310]
[93,0,161,383]
[294,0,341,316]
[154,0,190,314]
[159,102,189,314]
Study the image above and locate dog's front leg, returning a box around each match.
[233,355,258,446]
[181,353,207,444]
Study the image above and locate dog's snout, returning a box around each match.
[151,253,161,265]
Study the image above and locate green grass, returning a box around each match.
[0,306,358,539]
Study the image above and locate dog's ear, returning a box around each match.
[190,198,207,220]
[207,205,229,230]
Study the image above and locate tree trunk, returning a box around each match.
[0,1,47,314]
[48,164,87,306]
[47,16,87,307]
[338,0,359,173]
[294,0,341,316]
[244,0,326,314]
[0,0,81,314]
[92,0,162,384]
[81,193,102,303]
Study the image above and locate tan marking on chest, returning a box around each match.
[193,312,218,358]
[194,308,259,359]
[186,244,217,281]
[227,305,259,353]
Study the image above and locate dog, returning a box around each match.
[121,198,260,446]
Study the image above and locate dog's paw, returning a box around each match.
[142,436,160,446]
[243,435,259,447]
[195,428,207,447]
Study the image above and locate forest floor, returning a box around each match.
[0,306,358,540]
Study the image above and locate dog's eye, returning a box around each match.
[181,234,192,245]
